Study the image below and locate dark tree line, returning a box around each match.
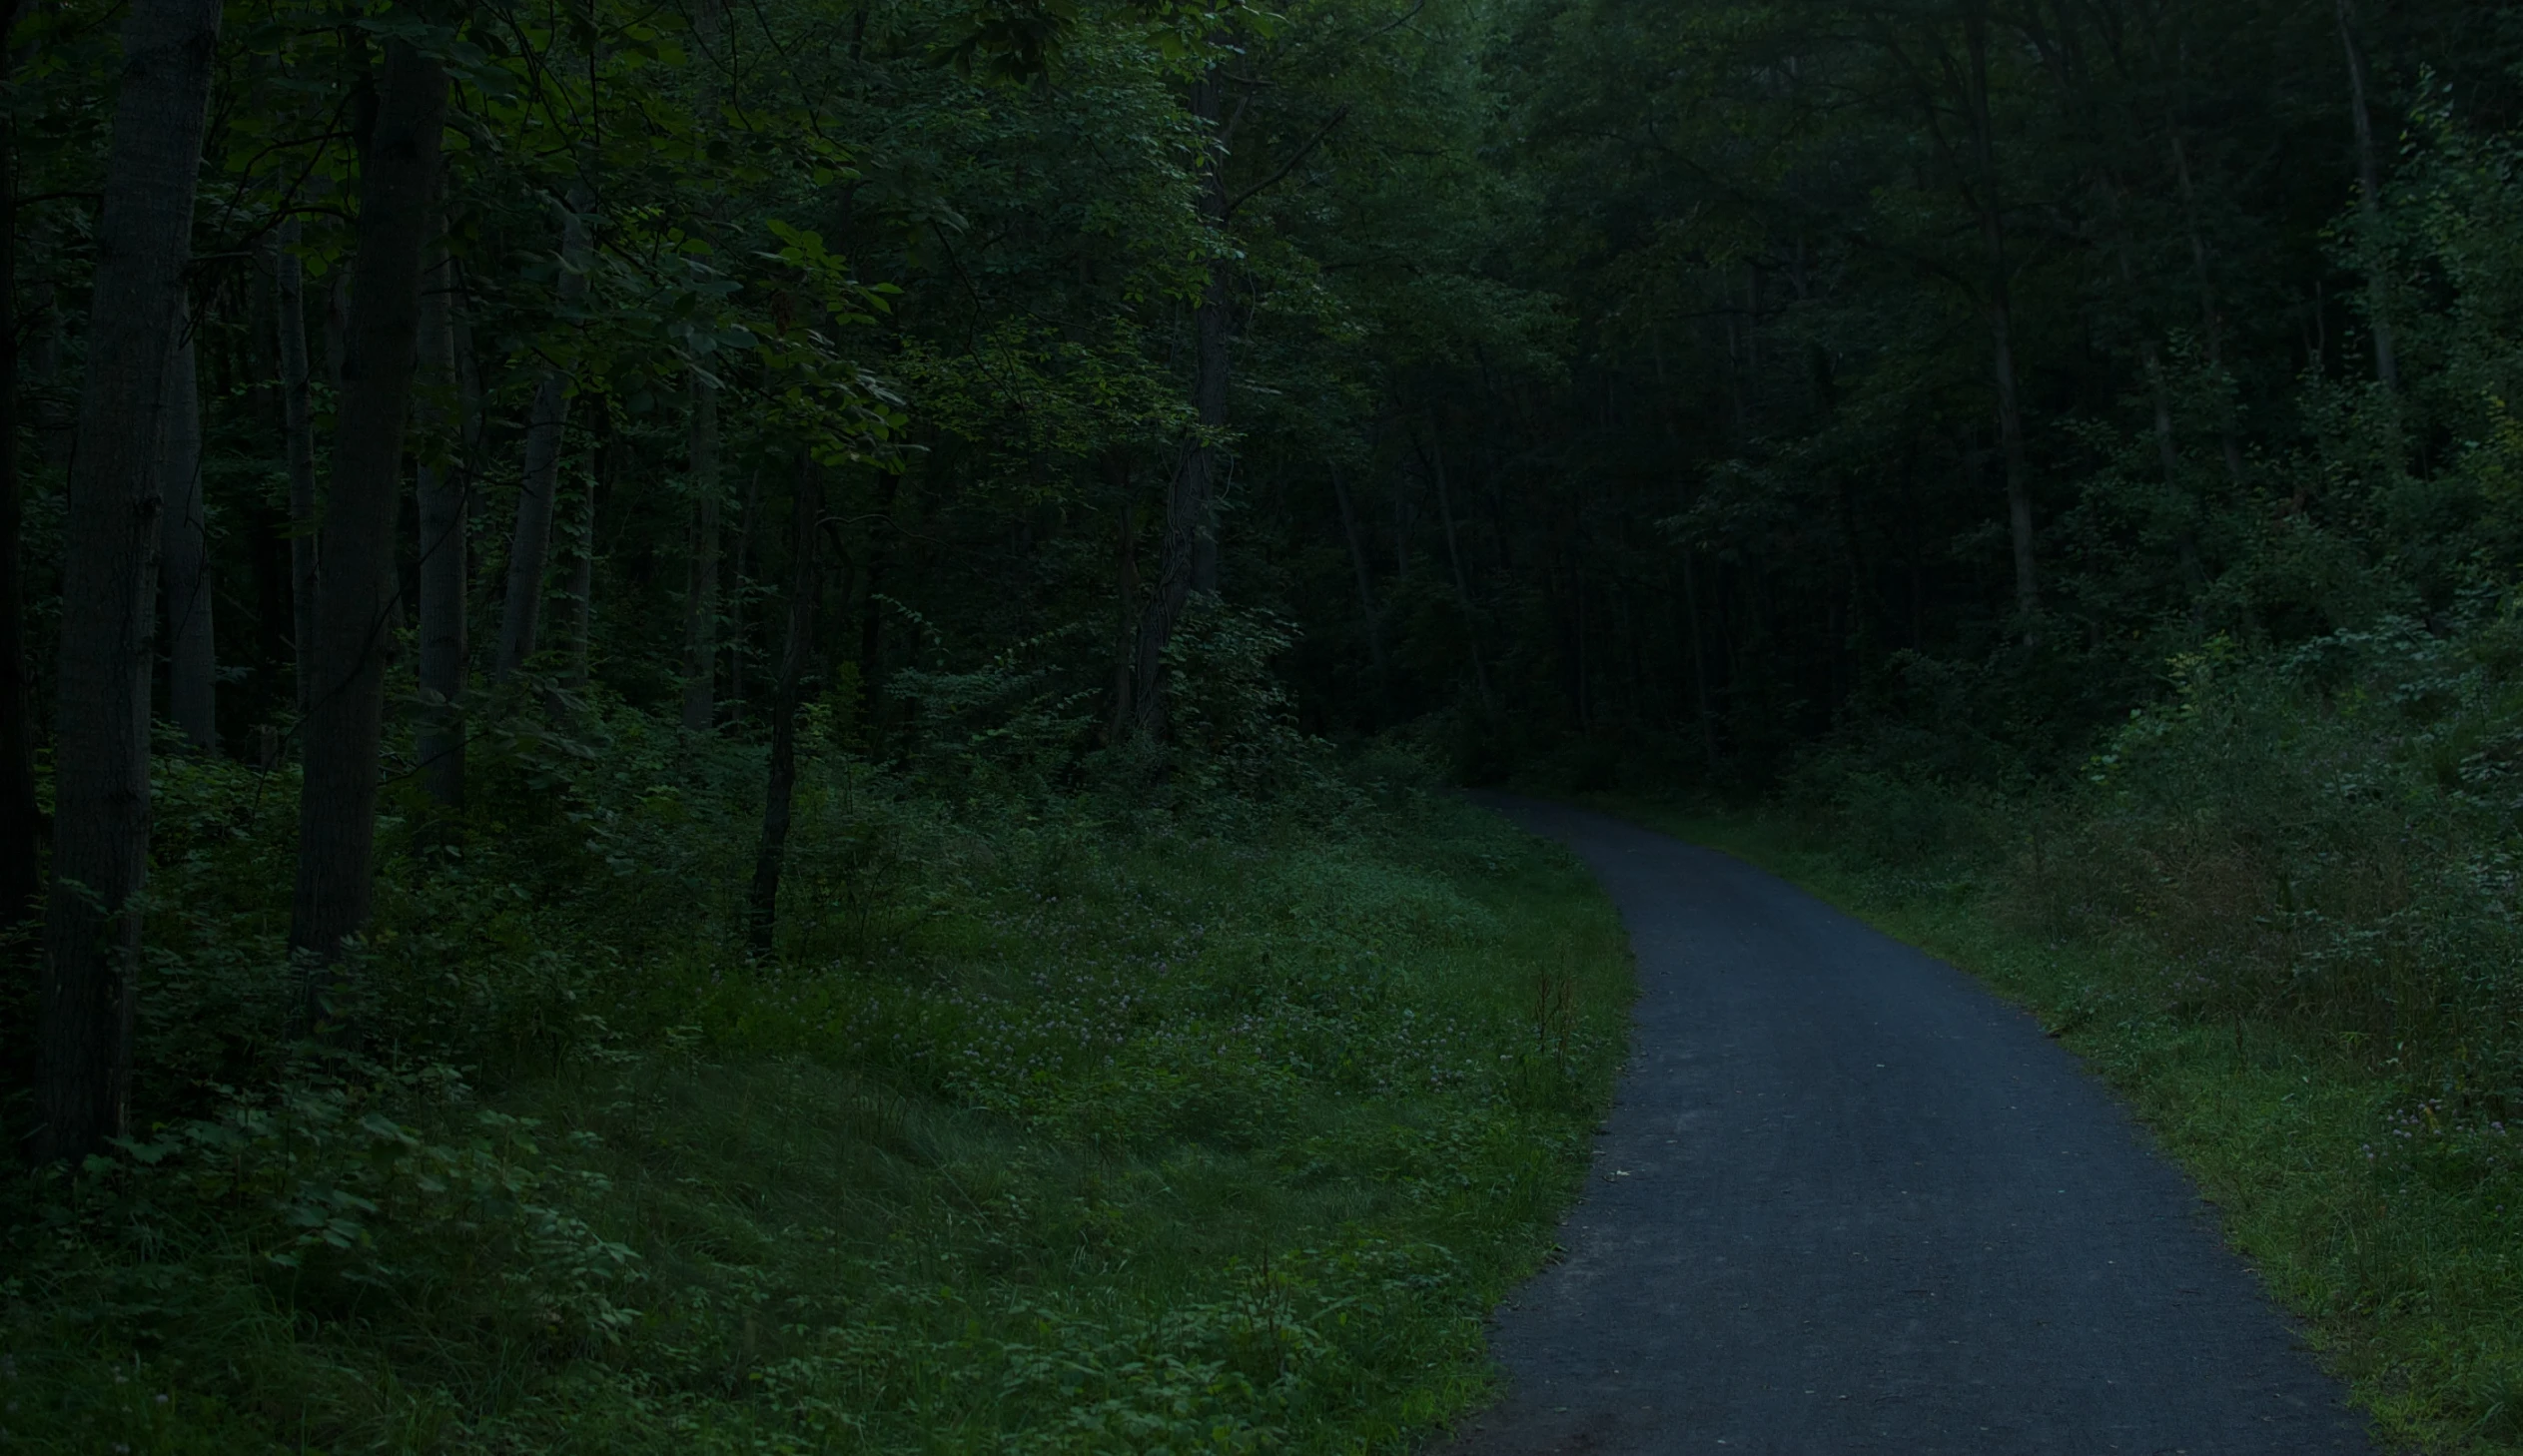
[12,0,2523,1162]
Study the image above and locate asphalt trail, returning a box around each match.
[1447,796,2378,1456]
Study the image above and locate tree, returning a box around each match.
[158,302,215,751]
[35,0,222,1162]
[288,33,446,976]
[415,197,466,807]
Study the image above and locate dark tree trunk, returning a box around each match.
[272,222,320,715]
[34,0,221,1164]
[1130,63,1229,740]
[1106,483,1141,740]
[560,406,610,697]
[1421,428,1492,713]
[1328,459,1389,716]
[728,464,760,718]
[158,307,215,751]
[1963,1,2039,627]
[0,108,43,931]
[680,371,720,730]
[495,194,590,679]
[2163,126,2248,484]
[415,199,465,807]
[288,38,446,976]
[747,459,821,959]
[855,469,898,756]
[2335,0,2397,390]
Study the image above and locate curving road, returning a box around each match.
[1447,797,2379,1456]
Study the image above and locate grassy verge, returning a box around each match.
[1587,795,2521,1456]
[2,749,1630,1453]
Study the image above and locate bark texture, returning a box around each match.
[158,308,215,751]
[415,202,465,806]
[289,38,446,974]
[747,461,821,958]
[35,0,221,1163]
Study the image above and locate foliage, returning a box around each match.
[1,729,1630,1450]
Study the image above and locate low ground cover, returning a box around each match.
[2,732,1630,1453]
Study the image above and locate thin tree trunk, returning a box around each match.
[2143,345,2206,596]
[1328,459,1389,715]
[273,222,320,715]
[1130,62,1228,739]
[747,459,820,958]
[729,464,760,718]
[415,196,465,807]
[322,273,347,395]
[157,305,215,750]
[856,469,899,757]
[1423,429,1493,713]
[34,0,221,1164]
[0,105,43,930]
[1105,468,1140,741]
[1964,1,2040,627]
[680,370,720,730]
[2164,125,2248,483]
[2336,0,2398,390]
[495,192,590,679]
[1681,549,1718,767]
[288,37,446,977]
[559,410,607,696]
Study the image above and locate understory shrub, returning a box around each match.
[1,715,1629,1453]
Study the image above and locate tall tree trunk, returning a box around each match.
[495,192,590,679]
[1680,549,1718,767]
[1422,429,1493,713]
[1964,0,2040,627]
[1328,459,1389,716]
[729,464,760,718]
[1106,485,1141,740]
[0,106,43,931]
[558,409,607,698]
[747,459,820,959]
[34,0,221,1164]
[273,221,320,715]
[2335,0,2397,390]
[856,469,899,757]
[680,371,720,730]
[415,198,465,807]
[288,38,446,976]
[2163,124,2248,484]
[1130,62,1229,739]
[158,304,215,751]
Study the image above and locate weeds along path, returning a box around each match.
[1448,796,2376,1455]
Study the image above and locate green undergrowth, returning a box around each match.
[1,728,1630,1453]
[1592,793,2521,1456]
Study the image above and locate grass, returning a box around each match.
[1591,794,2523,1456]
[0,751,1633,1453]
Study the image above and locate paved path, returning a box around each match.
[1447,797,2379,1456]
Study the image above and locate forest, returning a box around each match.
[8,0,2523,1447]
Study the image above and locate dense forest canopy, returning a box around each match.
[12,0,2523,1444]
